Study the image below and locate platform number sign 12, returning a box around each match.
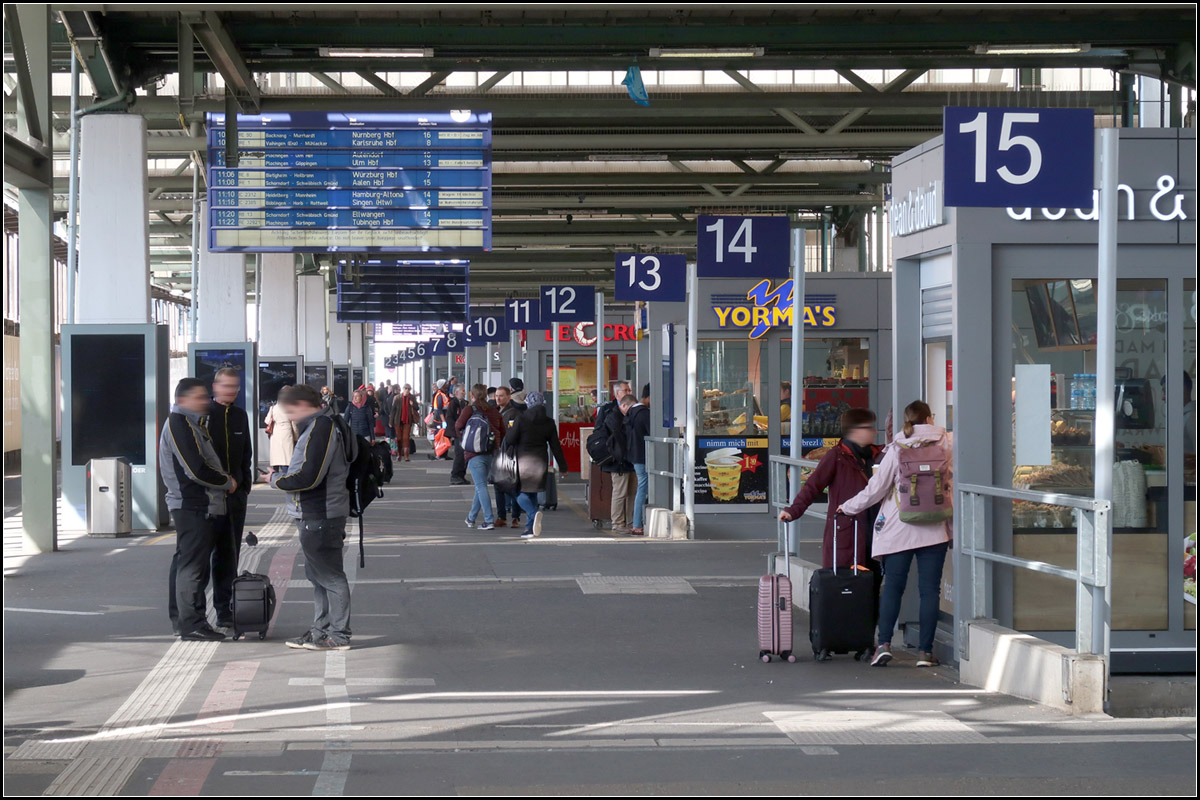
[615,253,687,302]
[540,285,595,323]
[505,297,548,331]
[942,107,1094,208]
[696,215,790,278]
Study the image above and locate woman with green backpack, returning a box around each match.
[839,400,953,668]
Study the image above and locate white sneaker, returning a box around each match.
[532,510,543,537]
[520,531,536,540]
[478,522,495,531]
[464,518,474,528]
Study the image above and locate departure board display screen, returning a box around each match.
[257,359,300,428]
[71,334,146,466]
[193,348,248,410]
[206,111,492,253]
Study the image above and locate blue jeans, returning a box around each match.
[493,483,519,521]
[515,492,540,533]
[466,454,495,525]
[632,463,649,529]
[876,540,948,651]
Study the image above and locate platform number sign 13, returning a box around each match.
[505,297,548,331]
[615,253,687,302]
[942,107,1094,208]
[540,285,595,323]
[696,215,790,278]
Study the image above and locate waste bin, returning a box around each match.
[87,457,132,537]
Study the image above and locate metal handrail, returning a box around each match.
[766,454,829,564]
[957,482,1111,663]
[644,436,689,527]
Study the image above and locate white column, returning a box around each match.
[349,323,366,368]
[328,311,350,364]
[76,114,150,323]
[196,201,246,341]
[295,274,328,363]
[258,253,297,356]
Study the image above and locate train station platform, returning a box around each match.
[3,461,1195,795]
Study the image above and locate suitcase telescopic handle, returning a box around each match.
[832,511,858,576]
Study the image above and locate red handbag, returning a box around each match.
[374,419,385,437]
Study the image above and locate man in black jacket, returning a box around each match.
[448,383,469,485]
[623,394,652,535]
[599,381,635,533]
[160,378,236,641]
[206,367,254,629]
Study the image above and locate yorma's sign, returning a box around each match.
[711,280,837,339]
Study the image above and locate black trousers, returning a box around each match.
[167,508,218,634]
[210,491,249,622]
[451,442,467,481]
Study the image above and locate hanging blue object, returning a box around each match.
[622,66,649,106]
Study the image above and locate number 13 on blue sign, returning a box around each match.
[541,285,595,323]
[615,253,686,302]
[696,215,790,278]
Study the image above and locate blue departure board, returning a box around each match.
[206,111,492,253]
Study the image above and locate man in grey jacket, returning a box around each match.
[269,384,355,651]
[160,378,236,641]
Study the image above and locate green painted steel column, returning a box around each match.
[15,4,57,553]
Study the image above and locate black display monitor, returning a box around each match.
[71,333,146,466]
[352,368,364,391]
[258,359,300,428]
[304,364,328,391]
[333,367,350,408]
[193,347,249,409]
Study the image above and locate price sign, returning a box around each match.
[505,297,547,331]
[465,314,507,346]
[614,253,687,302]
[696,215,789,278]
[540,285,594,323]
[943,107,1094,208]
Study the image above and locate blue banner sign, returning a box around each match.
[943,107,1095,208]
[540,285,595,323]
[464,315,508,346]
[614,253,687,302]
[696,215,790,278]
[505,298,547,331]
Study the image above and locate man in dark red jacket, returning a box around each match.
[779,408,884,572]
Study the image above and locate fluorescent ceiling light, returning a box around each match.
[318,47,433,58]
[974,43,1090,55]
[649,47,764,58]
[587,153,668,162]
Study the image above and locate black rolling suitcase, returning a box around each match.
[587,470,612,528]
[539,470,558,510]
[808,515,876,661]
[230,571,276,641]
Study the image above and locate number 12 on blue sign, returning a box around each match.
[615,253,687,302]
[541,285,594,323]
[696,215,790,278]
[506,298,548,331]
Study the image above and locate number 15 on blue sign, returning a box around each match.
[943,107,1094,208]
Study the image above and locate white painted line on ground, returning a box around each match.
[800,746,839,755]
[288,677,436,687]
[311,544,359,796]
[226,770,321,777]
[4,607,103,616]
[821,689,993,695]
[375,690,720,702]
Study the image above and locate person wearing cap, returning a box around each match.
[508,377,528,411]
[503,391,568,539]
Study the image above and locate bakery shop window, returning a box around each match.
[781,338,871,452]
[697,339,764,436]
[1010,278,1172,631]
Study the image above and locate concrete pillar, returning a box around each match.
[295,274,328,363]
[329,312,350,364]
[15,3,56,553]
[349,323,366,368]
[196,201,246,341]
[257,254,297,356]
[76,113,150,324]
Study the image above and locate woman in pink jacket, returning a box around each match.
[839,400,952,668]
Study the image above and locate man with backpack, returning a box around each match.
[455,384,506,529]
[269,384,355,652]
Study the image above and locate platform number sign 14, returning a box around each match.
[506,297,548,331]
[696,215,790,278]
[942,107,1094,208]
[615,253,686,302]
[540,285,595,323]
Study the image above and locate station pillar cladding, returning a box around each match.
[890,128,1196,672]
[61,112,169,532]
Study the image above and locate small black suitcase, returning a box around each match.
[808,516,876,662]
[539,471,558,510]
[230,571,276,641]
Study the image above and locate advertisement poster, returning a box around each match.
[694,437,768,505]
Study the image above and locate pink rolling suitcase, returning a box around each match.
[757,553,796,663]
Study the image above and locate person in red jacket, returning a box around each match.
[779,408,885,575]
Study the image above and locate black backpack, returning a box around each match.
[586,424,613,465]
[370,441,394,484]
[333,417,384,567]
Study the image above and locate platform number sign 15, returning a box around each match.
[615,253,687,302]
[505,297,548,331]
[696,215,790,278]
[540,285,595,323]
[942,107,1094,209]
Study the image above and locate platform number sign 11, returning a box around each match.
[615,253,687,302]
[943,107,1094,208]
[540,285,594,323]
[696,215,790,278]
[505,297,548,331]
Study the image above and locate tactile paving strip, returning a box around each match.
[764,710,991,746]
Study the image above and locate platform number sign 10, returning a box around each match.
[465,315,506,345]
[615,253,686,302]
[942,107,1094,209]
[696,215,790,278]
[540,285,594,323]
[505,297,548,331]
